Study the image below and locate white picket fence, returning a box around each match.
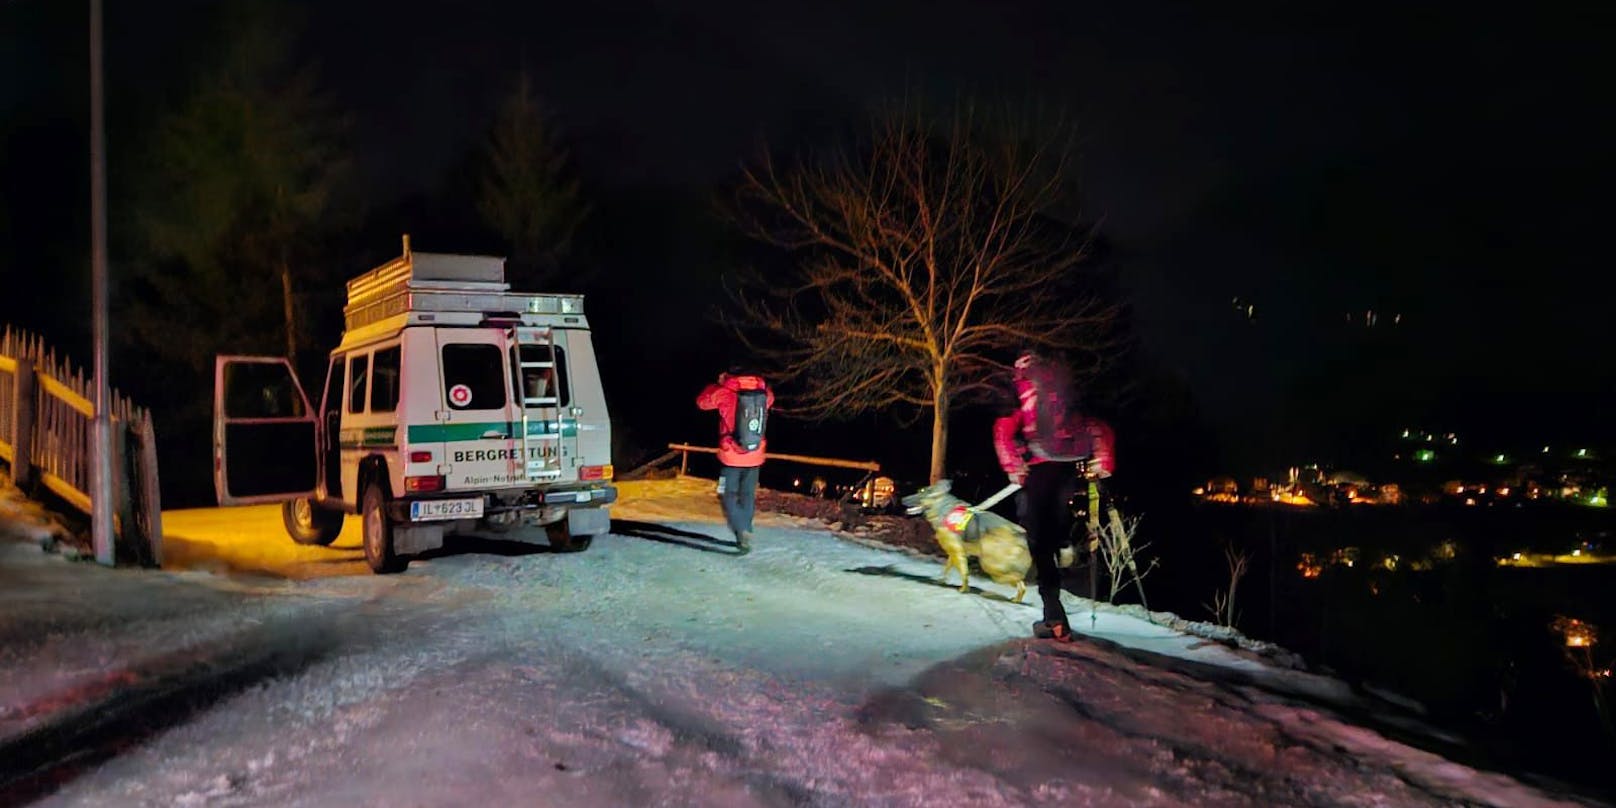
[0,326,162,565]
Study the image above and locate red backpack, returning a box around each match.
[1023,361,1091,462]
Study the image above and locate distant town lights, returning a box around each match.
[1553,616,1598,649]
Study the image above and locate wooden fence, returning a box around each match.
[0,326,162,566]
[665,442,881,475]
[661,442,886,504]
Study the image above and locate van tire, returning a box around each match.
[362,482,406,574]
[546,521,591,553]
[283,498,343,546]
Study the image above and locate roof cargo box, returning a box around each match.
[339,236,585,345]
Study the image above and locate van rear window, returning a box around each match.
[514,345,570,408]
[442,343,506,410]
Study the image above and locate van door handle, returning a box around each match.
[482,430,509,439]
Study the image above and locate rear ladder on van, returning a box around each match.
[512,327,563,482]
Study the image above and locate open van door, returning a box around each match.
[213,355,318,505]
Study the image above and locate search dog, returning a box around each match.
[901,479,1032,603]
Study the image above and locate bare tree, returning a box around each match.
[1549,616,1615,745]
[1205,543,1250,628]
[731,103,1118,481]
[1095,509,1157,608]
[479,72,587,291]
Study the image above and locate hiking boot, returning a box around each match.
[1032,620,1074,642]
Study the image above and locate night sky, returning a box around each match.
[4,0,1614,486]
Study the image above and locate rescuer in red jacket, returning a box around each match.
[993,350,1094,642]
[696,369,774,553]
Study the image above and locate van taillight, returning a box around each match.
[405,475,445,493]
[409,451,433,463]
[580,465,613,481]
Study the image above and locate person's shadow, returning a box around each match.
[612,519,744,555]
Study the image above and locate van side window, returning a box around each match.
[514,344,571,407]
[322,356,345,419]
[348,355,370,414]
[224,362,305,418]
[370,346,401,413]
[442,344,506,410]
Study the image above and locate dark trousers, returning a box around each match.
[1018,461,1080,626]
[718,465,759,538]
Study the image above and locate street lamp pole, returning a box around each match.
[90,0,114,566]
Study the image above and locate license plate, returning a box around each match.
[410,498,484,522]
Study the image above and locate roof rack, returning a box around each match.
[341,236,585,342]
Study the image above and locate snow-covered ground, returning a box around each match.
[0,477,1603,806]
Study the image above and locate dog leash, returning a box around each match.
[973,483,1022,512]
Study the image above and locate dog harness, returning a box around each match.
[942,505,984,542]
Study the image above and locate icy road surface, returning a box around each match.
[1,478,1595,807]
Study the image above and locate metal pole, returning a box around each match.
[90,0,114,566]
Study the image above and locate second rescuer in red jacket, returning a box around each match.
[696,369,773,553]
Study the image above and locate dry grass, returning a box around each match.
[754,488,943,558]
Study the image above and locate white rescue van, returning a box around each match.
[212,238,616,573]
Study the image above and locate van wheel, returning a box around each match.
[283,498,343,546]
[362,482,406,574]
[545,522,590,553]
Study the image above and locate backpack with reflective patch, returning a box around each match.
[732,388,768,451]
[1025,362,1090,462]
